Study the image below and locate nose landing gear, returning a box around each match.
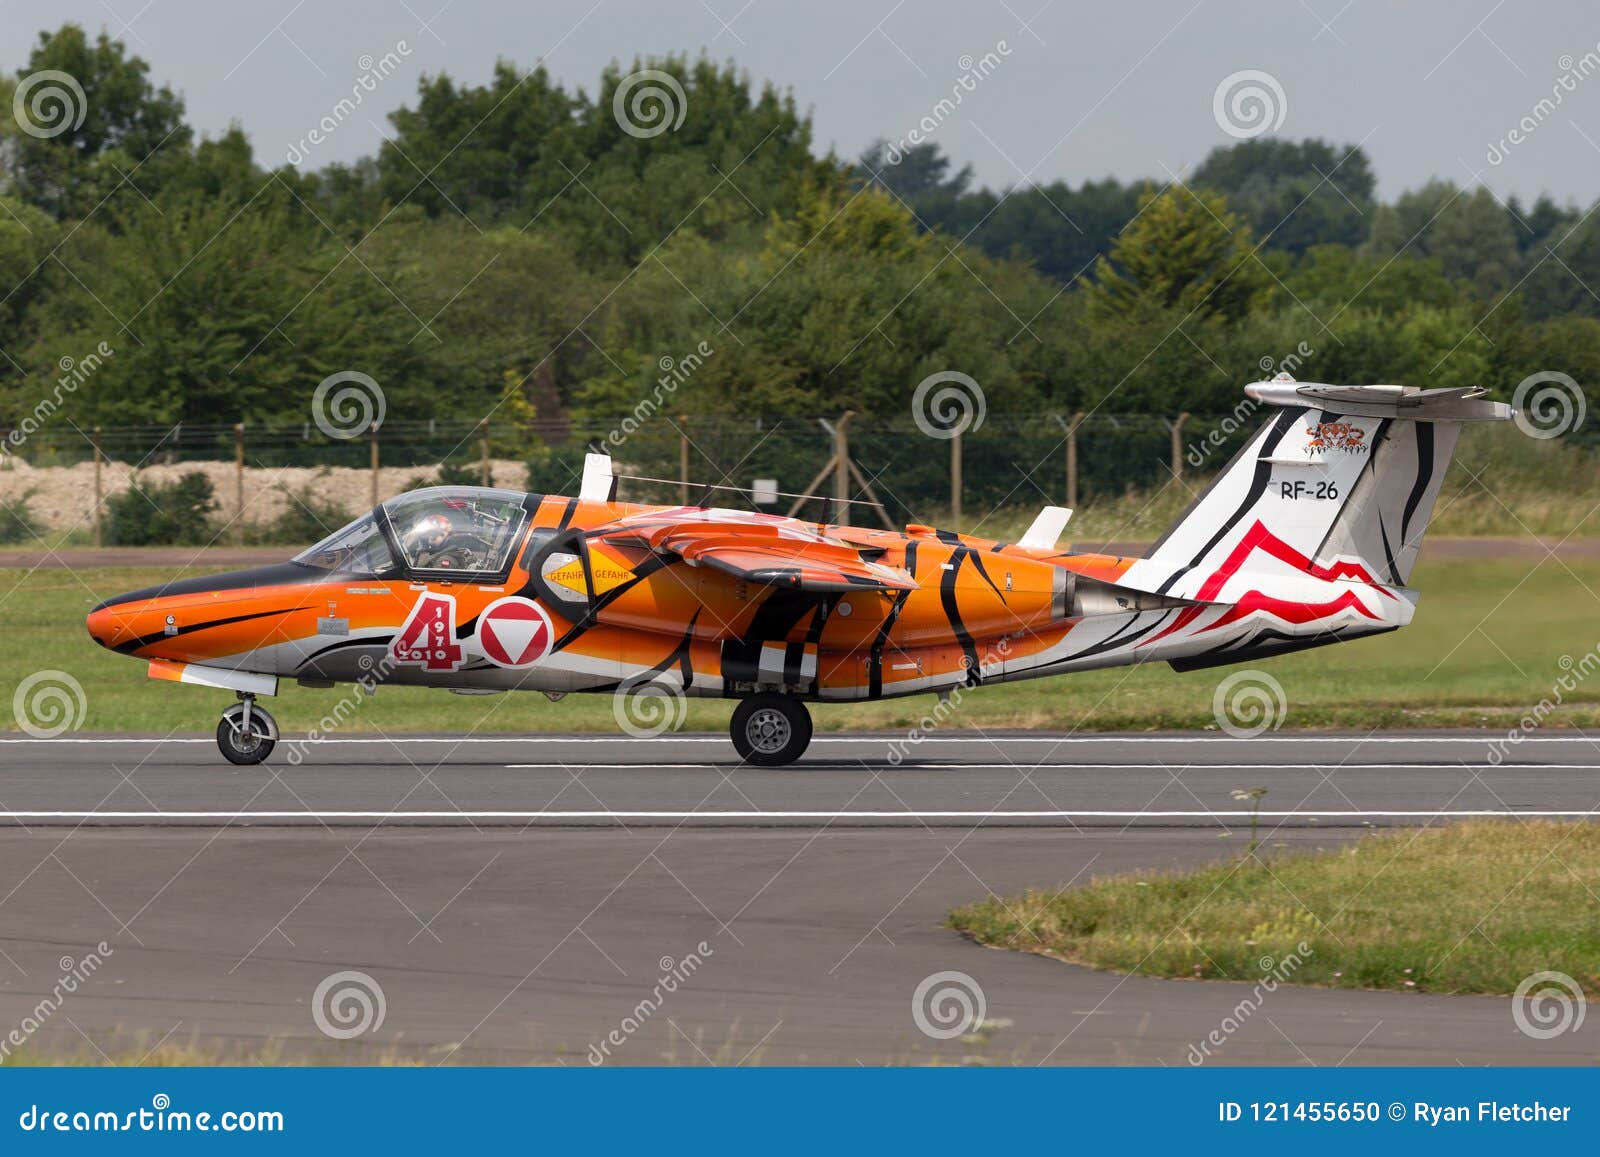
[217,694,278,765]
[730,693,812,766]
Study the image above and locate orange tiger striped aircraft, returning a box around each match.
[86,379,1510,766]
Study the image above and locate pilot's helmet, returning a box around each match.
[404,512,453,552]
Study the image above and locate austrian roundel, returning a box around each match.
[475,597,555,668]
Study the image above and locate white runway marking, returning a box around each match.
[2,809,1597,822]
[1,735,1594,746]
[490,762,1600,771]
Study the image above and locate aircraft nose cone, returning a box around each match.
[85,602,124,650]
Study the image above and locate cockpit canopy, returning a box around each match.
[294,487,531,579]
[382,488,528,575]
[293,511,396,575]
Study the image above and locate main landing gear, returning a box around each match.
[731,693,812,767]
[217,693,278,765]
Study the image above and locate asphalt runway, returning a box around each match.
[2,732,1599,825]
[0,732,1595,1065]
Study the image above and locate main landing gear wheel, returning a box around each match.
[217,697,278,766]
[731,694,812,767]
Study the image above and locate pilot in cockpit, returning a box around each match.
[401,512,456,567]
[397,500,513,571]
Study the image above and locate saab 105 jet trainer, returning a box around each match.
[86,379,1510,766]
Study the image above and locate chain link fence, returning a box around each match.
[0,411,1278,543]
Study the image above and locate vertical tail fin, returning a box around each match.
[1122,380,1511,600]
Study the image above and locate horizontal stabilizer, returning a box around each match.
[1244,379,1511,422]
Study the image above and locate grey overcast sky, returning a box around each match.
[5,0,1600,204]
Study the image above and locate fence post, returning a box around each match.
[838,412,851,508]
[1169,411,1191,479]
[369,425,381,508]
[950,429,963,529]
[833,411,854,515]
[1066,411,1083,509]
[679,415,690,504]
[478,420,491,486]
[234,423,245,541]
[92,425,103,547]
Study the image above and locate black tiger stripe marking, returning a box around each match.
[1377,509,1401,585]
[868,591,909,699]
[592,612,701,693]
[805,597,834,646]
[939,545,980,675]
[1401,420,1435,543]
[1154,407,1300,595]
[92,563,325,612]
[1047,608,1175,667]
[967,551,1004,601]
[543,552,674,652]
[865,540,918,699]
[113,607,302,655]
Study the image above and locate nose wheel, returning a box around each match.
[217,696,278,765]
[731,694,812,766]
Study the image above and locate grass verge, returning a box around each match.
[949,821,1600,995]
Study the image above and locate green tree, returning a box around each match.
[1,24,191,218]
[1365,182,1520,294]
[1520,204,1600,321]
[0,196,58,346]
[1191,138,1376,254]
[378,56,827,265]
[1087,186,1266,323]
[379,62,584,224]
[964,179,1142,285]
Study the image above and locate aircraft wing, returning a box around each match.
[598,519,918,593]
